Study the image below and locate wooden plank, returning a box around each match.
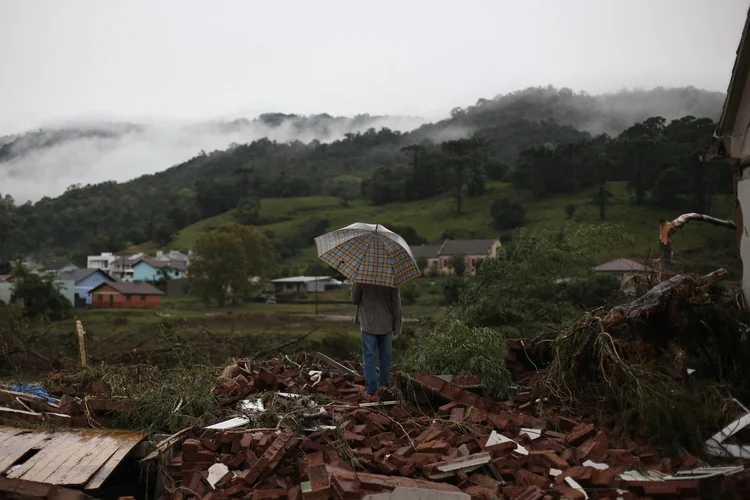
[9,433,82,481]
[30,434,108,485]
[0,476,95,500]
[54,436,122,486]
[0,432,50,473]
[84,435,145,490]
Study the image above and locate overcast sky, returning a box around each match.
[0,0,748,135]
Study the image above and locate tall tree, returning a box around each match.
[189,223,276,306]
[441,138,484,214]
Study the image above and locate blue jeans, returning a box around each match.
[361,331,392,395]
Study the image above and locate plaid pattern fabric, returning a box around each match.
[315,223,421,287]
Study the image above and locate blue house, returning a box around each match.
[132,257,185,283]
[58,268,115,306]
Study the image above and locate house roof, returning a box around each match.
[707,6,750,163]
[594,258,647,273]
[42,261,77,271]
[270,276,332,283]
[90,281,165,295]
[133,257,187,272]
[58,268,114,284]
[440,239,499,256]
[410,245,442,259]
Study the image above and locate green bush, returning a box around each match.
[442,276,466,304]
[401,284,421,305]
[402,317,514,399]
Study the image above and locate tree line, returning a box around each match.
[0,92,731,267]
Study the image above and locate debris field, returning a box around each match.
[152,353,750,500]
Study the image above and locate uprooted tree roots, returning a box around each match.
[540,269,750,454]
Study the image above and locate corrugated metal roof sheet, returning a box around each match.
[593,258,647,272]
[0,426,145,489]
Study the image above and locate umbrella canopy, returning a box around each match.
[314,222,421,288]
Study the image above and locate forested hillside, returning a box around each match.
[0,86,732,266]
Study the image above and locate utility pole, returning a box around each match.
[314,276,318,316]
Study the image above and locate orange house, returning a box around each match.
[89,281,164,309]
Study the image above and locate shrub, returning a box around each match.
[401,317,514,399]
[442,276,466,304]
[401,284,421,305]
[490,198,526,230]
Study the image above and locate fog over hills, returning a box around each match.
[0,86,726,202]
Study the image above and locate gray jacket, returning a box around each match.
[351,283,402,335]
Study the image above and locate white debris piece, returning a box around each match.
[241,399,264,412]
[705,412,750,458]
[519,428,542,440]
[206,416,250,430]
[309,370,323,386]
[583,460,609,470]
[564,477,588,499]
[486,430,528,456]
[207,463,230,488]
[549,468,563,477]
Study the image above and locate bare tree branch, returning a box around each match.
[659,213,736,276]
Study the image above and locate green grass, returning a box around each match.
[165,182,740,275]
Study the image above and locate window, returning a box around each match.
[126,295,131,301]
[98,294,103,302]
[141,295,146,301]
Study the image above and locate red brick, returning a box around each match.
[565,423,596,446]
[463,485,498,499]
[512,485,545,500]
[541,452,569,470]
[181,439,199,455]
[450,407,466,422]
[543,430,567,440]
[577,431,609,460]
[416,440,450,453]
[288,485,302,500]
[252,489,286,500]
[182,450,215,464]
[564,466,594,482]
[487,412,512,430]
[591,468,618,487]
[202,438,219,452]
[501,485,525,498]
[438,401,462,414]
[516,469,548,489]
[554,486,586,500]
[241,428,295,486]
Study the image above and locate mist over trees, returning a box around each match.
[0,86,732,265]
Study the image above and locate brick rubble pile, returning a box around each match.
[161,353,750,500]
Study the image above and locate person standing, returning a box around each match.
[351,282,402,395]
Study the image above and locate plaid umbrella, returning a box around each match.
[314,222,421,288]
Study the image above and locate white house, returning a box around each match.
[270,276,340,295]
[87,252,115,272]
[706,6,750,303]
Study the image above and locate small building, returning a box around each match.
[109,253,144,282]
[594,258,649,289]
[270,276,337,295]
[411,245,442,275]
[132,257,186,282]
[0,278,75,306]
[87,252,115,272]
[41,261,79,275]
[438,239,502,276]
[58,268,115,306]
[89,281,165,309]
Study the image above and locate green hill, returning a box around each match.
[159,181,739,276]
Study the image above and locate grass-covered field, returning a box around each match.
[41,278,445,370]
[159,181,739,275]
